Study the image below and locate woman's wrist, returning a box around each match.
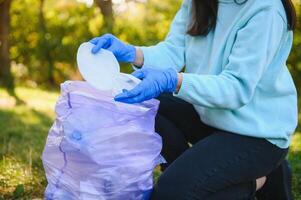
[176,72,183,93]
[132,47,144,67]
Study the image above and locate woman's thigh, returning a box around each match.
[156,93,216,143]
[150,131,288,200]
[155,94,218,169]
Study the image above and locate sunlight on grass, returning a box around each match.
[0,87,58,199]
[0,157,45,199]
[0,87,58,118]
[15,87,58,114]
[291,133,301,153]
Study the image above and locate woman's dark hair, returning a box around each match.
[187,0,297,36]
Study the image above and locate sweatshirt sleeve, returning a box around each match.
[138,0,189,71]
[174,7,287,109]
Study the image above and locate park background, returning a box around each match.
[0,0,300,199]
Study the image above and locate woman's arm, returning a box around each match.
[133,47,144,67]
[134,0,189,71]
[174,7,288,109]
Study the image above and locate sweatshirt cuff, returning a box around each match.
[140,46,173,70]
[173,73,194,103]
[140,46,155,68]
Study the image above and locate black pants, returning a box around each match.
[151,94,292,200]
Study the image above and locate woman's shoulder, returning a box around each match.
[247,0,287,22]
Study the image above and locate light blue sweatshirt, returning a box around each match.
[139,0,298,148]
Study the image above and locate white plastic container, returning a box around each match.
[76,42,140,94]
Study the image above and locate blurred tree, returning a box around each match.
[0,0,14,91]
[288,2,301,92]
[94,0,114,32]
[9,0,97,86]
[38,0,55,85]
[7,0,181,84]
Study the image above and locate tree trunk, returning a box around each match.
[0,0,14,90]
[38,0,55,85]
[94,0,114,33]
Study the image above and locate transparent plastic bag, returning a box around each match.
[42,81,165,200]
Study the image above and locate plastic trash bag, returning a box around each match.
[42,81,165,200]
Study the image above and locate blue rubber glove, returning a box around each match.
[114,68,178,104]
[89,34,136,63]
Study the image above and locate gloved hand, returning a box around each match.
[89,34,136,63]
[114,68,178,104]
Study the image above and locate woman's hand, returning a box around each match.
[114,68,180,104]
[89,34,136,63]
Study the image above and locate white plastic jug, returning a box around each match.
[76,42,140,93]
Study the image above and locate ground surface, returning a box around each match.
[0,87,300,199]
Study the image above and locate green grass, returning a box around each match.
[289,133,301,200]
[0,87,58,199]
[0,87,300,199]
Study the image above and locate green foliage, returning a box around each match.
[113,0,181,45]
[13,184,24,198]
[8,0,181,85]
[10,0,99,86]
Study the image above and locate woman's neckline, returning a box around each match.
[219,0,237,3]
